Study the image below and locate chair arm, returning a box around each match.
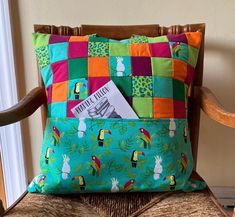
[195,86,235,128]
[0,87,46,126]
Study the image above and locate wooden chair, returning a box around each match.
[1,23,234,217]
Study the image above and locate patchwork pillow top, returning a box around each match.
[29,32,206,194]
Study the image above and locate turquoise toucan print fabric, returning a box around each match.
[28,118,206,193]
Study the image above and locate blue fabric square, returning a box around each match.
[50,102,67,117]
[40,65,53,88]
[153,76,173,98]
[109,56,132,76]
[49,42,68,63]
[68,78,88,100]
[169,42,188,63]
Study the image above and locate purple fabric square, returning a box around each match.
[174,100,186,118]
[150,42,171,58]
[68,42,88,58]
[47,85,52,104]
[67,100,83,117]
[167,33,188,43]
[51,60,68,83]
[185,64,195,85]
[49,35,69,44]
[88,77,110,95]
[131,57,152,76]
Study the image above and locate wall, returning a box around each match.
[10,0,235,186]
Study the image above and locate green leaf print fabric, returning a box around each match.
[28,118,206,194]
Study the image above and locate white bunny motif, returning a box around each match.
[111,178,119,192]
[169,118,176,138]
[62,154,71,180]
[78,118,86,138]
[153,156,163,180]
[116,57,125,76]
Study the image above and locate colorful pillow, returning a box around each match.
[29,32,206,194]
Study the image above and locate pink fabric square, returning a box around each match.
[150,42,171,58]
[51,60,68,83]
[47,85,52,104]
[68,42,88,58]
[88,77,110,95]
[49,35,69,44]
[67,100,83,117]
[185,64,195,85]
[174,100,186,118]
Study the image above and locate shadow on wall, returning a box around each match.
[9,0,34,181]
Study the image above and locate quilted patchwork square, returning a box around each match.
[35,46,50,69]
[153,98,174,118]
[133,97,153,118]
[185,64,195,85]
[132,76,153,97]
[169,42,188,62]
[49,42,68,63]
[40,65,53,88]
[167,34,187,43]
[149,42,171,58]
[188,46,199,67]
[52,81,68,102]
[68,78,88,100]
[50,101,67,117]
[32,33,50,49]
[109,43,130,56]
[131,57,152,76]
[130,43,151,56]
[172,59,187,82]
[51,60,68,83]
[174,100,186,118]
[130,35,148,44]
[69,35,89,42]
[111,76,132,97]
[68,42,88,58]
[148,35,168,43]
[185,32,202,48]
[88,57,109,77]
[67,100,83,117]
[89,37,109,42]
[173,79,185,101]
[88,42,109,57]
[49,35,69,44]
[68,58,88,79]
[109,56,131,76]
[151,58,172,77]
[46,85,52,104]
[88,77,110,95]
[153,76,173,98]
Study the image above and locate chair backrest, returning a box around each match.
[34,23,205,168]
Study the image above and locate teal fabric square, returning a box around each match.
[68,78,88,100]
[40,65,53,88]
[153,76,173,98]
[173,79,185,101]
[50,102,67,117]
[109,56,132,76]
[170,42,188,63]
[49,42,68,63]
[132,76,153,97]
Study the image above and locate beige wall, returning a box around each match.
[10,0,235,186]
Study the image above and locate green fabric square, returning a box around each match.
[109,56,132,76]
[68,78,88,100]
[50,102,67,117]
[111,76,132,97]
[151,57,172,77]
[89,37,109,42]
[36,46,50,69]
[130,35,148,44]
[153,76,173,98]
[68,58,88,79]
[132,76,153,97]
[148,35,169,43]
[188,45,199,67]
[32,33,50,50]
[173,79,185,101]
[109,43,130,56]
[132,97,153,118]
[41,65,53,88]
[88,42,109,57]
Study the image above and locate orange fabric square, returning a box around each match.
[185,32,202,49]
[52,81,68,102]
[172,59,187,82]
[88,57,109,77]
[153,98,174,118]
[130,43,151,57]
[69,36,89,42]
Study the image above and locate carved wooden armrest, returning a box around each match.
[0,87,46,126]
[195,86,235,128]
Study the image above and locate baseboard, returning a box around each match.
[210,187,235,207]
